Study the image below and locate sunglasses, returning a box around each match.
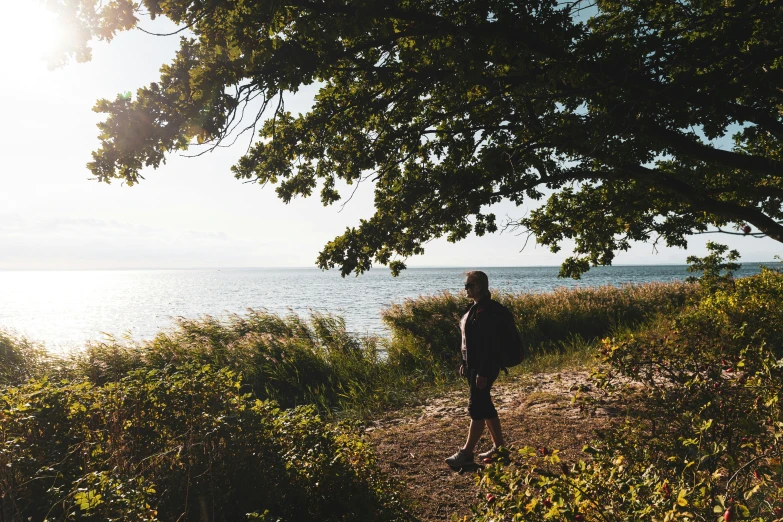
[464,282,475,290]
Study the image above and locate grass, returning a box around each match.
[1,280,697,417]
[64,310,422,416]
[515,335,601,375]
[0,329,48,385]
[382,280,698,380]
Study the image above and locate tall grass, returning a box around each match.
[1,281,697,415]
[1,317,415,520]
[59,310,412,416]
[0,330,47,385]
[382,281,699,373]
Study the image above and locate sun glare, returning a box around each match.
[0,1,67,73]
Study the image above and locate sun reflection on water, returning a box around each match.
[1,265,767,353]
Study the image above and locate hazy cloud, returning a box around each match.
[0,213,267,269]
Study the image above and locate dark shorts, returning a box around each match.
[467,367,500,420]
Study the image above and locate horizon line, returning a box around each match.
[0,261,780,272]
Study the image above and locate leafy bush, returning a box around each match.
[686,241,742,293]
[382,281,698,373]
[468,266,783,521]
[0,364,410,521]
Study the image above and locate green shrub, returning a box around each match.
[693,265,783,356]
[686,241,742,294]
[468,267,783,521]
[0,364,410,521]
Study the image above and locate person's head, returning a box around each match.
[464,270,489,302]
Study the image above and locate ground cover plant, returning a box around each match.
[469,257,783,521]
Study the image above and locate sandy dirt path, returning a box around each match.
[367,371,625,521]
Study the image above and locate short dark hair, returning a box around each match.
[466,270,489,295]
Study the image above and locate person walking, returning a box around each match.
[445,270,517,468]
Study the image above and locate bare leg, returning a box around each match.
[485,417,504,447]
[463,419,485,453]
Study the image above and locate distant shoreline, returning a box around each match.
[0,262,780,272]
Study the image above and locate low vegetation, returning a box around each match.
[9,255,769,521]
[1,278,696,414]
[0,331,47,385]
[471,251,783,521]
[0,364,409,521]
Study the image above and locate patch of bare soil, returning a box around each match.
[366,371,630,521]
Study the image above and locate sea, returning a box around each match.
[0,264,774,351]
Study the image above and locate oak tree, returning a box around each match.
[50,0,783,276]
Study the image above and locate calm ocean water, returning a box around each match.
[0,265,772,351]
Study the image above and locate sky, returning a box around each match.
[1,2,781,272]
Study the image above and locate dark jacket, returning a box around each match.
[460,294,514,376]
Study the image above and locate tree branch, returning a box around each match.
[642,123,783,176]
[620,164,783,242]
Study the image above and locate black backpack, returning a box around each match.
[495,305,526,368]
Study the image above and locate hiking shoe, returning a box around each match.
[479,446,510,464]
[478,446,500,461]
[445,449,474,468]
